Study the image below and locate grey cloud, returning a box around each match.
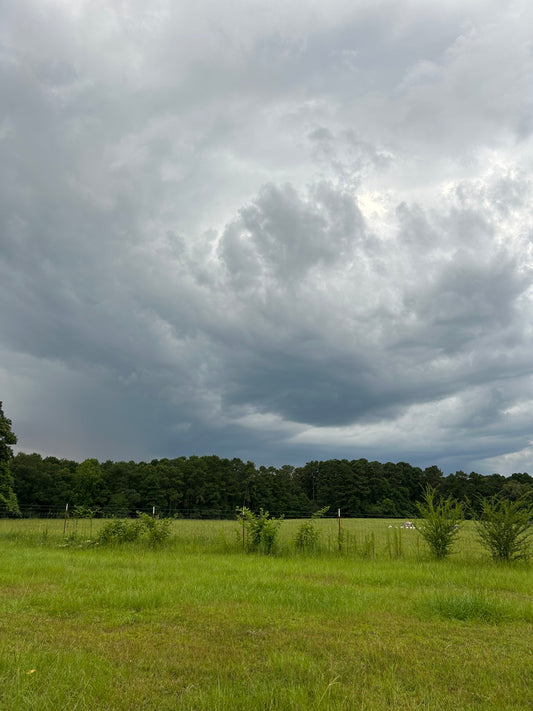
[419,254,526,331]
[210,172,533,436]
[220,182,365,283]
[389,21,533,151]
[36,58,77,87]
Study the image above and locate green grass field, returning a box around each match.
[1,518,532,710]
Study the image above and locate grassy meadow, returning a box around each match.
[0,517,532,710]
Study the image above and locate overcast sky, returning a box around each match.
[1,0,533,474]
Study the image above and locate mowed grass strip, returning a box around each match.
[0,520,532,709]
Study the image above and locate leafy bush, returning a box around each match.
[72,505,99,519]
[96,514,171,547]
[238,507,283,554]
[416,486,464,559]
[475,495,533,562]
[96,518,143,545]
[295,506,329,551]
[137,513,172,546]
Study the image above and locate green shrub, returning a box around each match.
[96,518,142,545]
[416,486,464,559]
[72,505,99,519]
[237,507,283,554]
[137,513,172,546]
[295,506,329,551]
[475,495,533,562]
[96,514,171,547]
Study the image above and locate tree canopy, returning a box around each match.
[8,449,533,519]
[0,402,19,513]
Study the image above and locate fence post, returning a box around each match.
[63,503,69,537]
[338,508,341,551]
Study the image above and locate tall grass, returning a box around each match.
[0,515,488,559]
[0,518,531,709]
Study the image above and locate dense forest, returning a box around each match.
[7,452,533,518]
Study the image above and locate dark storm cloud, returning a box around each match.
[1,0,533,473]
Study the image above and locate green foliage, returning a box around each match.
[72,505,99,519]
[238,507,283,554]
[74,458,105,508]
[475,495,533,561]
[416,486,464,559]
[8,449,533,521]
[96,518,143,545]
[294,506,329,551]
[96,513,171,547]
[0,402,19,514]
[137,512,172,546]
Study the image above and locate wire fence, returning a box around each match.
[0,504,418,521]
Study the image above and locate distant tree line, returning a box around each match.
[7,452,533,518]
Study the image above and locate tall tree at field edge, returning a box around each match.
[0,402,19,513]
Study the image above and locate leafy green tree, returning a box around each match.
[501,474,533,502]
[422,465,445,491]
[10,452,44,509]
[74,458,106,508]
[416,486,464,559]
[238,507,283,554]
[382,461,417,515]
[102,460,141,515]
[11,453,77,512]
[475,495,533,562]
[441,470,470,501]
[0,402,19,513]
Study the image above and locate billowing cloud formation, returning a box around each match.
[1,0,533,473]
